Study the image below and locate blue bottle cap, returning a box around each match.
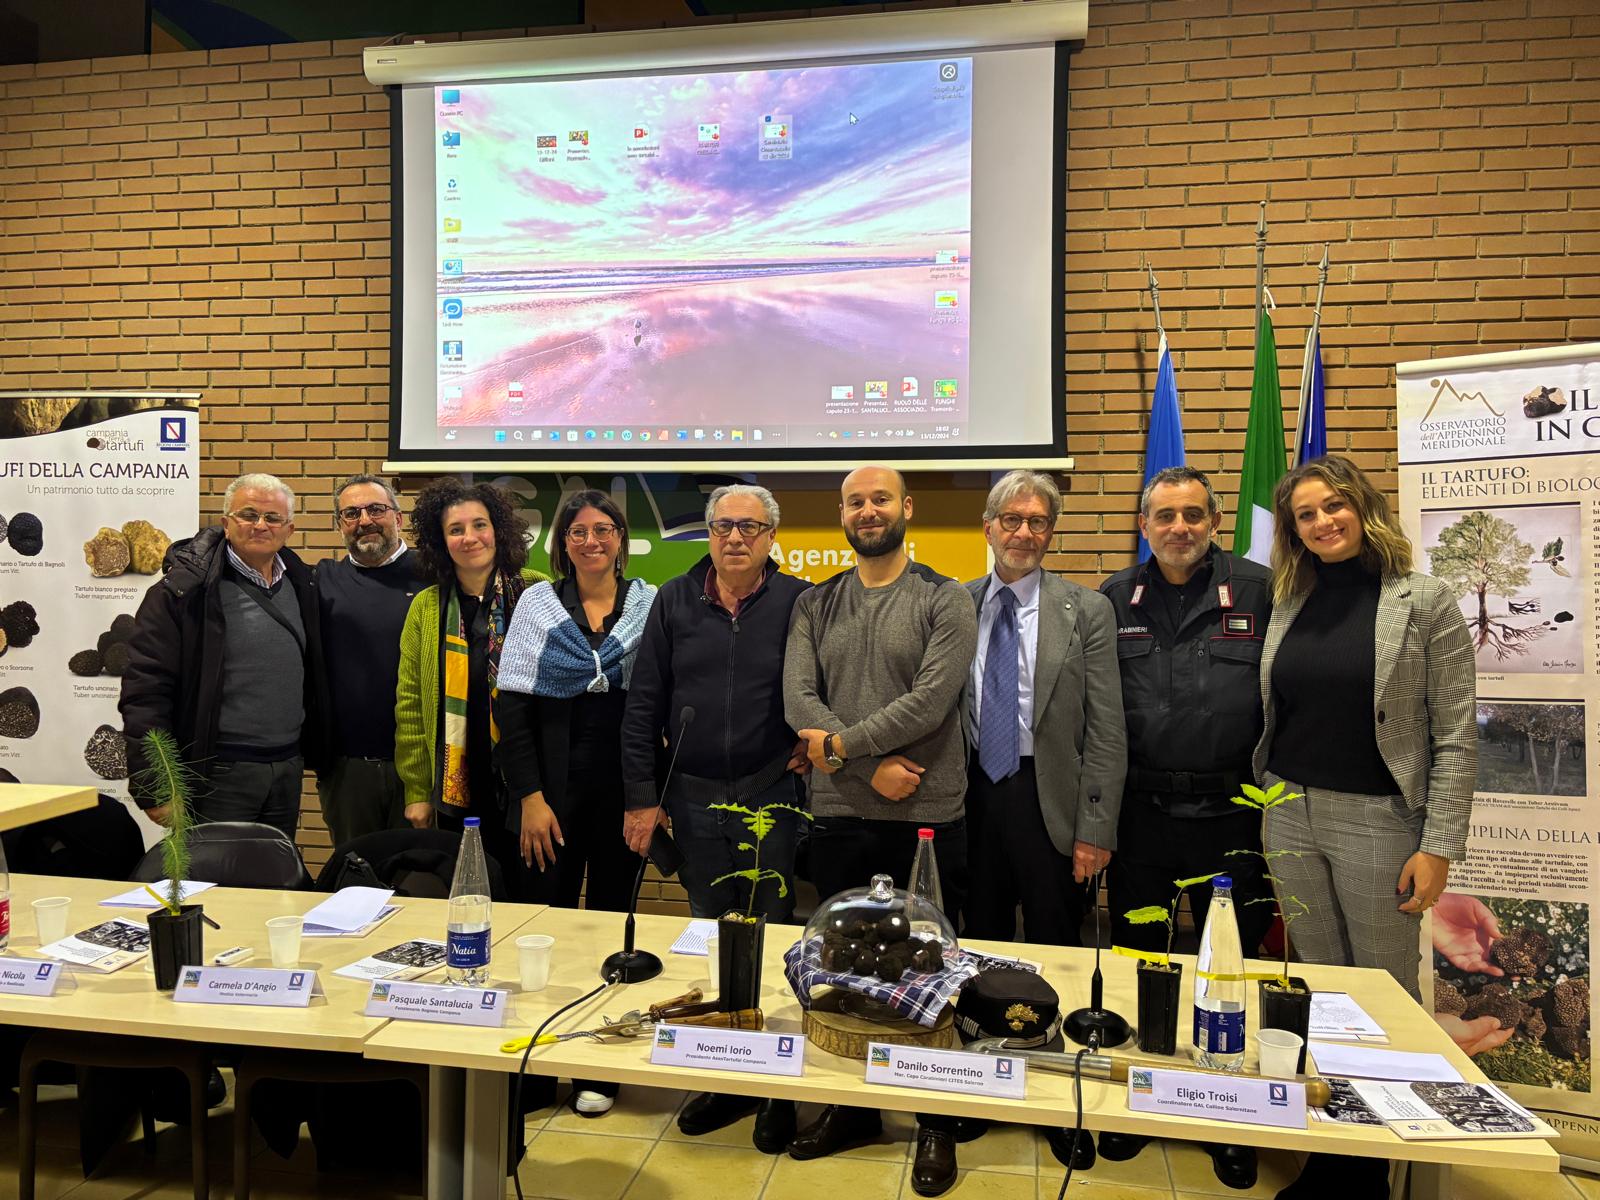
[464,817,480,828]
[1213,875,1231,888]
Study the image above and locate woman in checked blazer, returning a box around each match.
[1251,454,1476,1002]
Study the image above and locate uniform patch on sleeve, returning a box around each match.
[1223,614,1254,636]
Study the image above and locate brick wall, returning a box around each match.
[2,0,1597,886]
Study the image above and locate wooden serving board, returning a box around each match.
[802,987,958,1060]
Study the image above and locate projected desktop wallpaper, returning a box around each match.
[432,57,973,447]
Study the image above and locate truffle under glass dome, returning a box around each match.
[802,873,959,984]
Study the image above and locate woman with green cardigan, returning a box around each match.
[394,478,545,892]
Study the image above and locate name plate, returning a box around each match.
[1127,1067,1307,1130]
[364,980,509,1027]
[649,1024,805,1077]
[0,958,62,997]
[173,966,321,1008]
[864,1042,1026,1099]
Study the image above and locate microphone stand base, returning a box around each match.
[601,949,663,985]
[1064,1007,1131,1050]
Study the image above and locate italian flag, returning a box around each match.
[1233,307,1285,566]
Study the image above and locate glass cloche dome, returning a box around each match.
[802,873,959,983]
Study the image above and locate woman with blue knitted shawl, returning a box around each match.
[496,489,655,1116]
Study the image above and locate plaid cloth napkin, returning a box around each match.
[783,936,988,1029]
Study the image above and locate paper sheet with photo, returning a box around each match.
[1348,1080,1556,1141]
[40,918,151,972]
[333,939,448,982]
[1309,992,1387,1041]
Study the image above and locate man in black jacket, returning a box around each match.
[120,472,327,838]
[1097,465,1273,1188]
[620,482,810,1152]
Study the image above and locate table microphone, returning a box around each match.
[602,704,694,983]
[1065,797,1131,1050]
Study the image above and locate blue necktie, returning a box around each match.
[978,587,1020,784]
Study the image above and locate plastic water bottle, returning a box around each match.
[0,838,9,952]
[907,828,947,945]
[446,817,491,986]
[1192,875,1245,1072]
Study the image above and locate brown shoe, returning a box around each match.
[910,1128,958,1196]
[785,1105,883,1160]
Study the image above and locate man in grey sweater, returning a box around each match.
[782,465,978,1180]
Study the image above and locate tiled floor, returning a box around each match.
[1,1080,1594,1199]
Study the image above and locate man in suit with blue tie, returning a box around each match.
[963,469,1127,946]
[942,470,1127,1189]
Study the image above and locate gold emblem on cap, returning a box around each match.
[1004,1003,1039,1031]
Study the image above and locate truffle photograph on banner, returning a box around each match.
[0,393,200,806]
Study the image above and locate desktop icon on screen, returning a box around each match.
[622,429,633,442]
[441,297,463,319]
[537,135,557,149]
[732,429,744,441]
[830,385,855,401]
[566,430,579,441]
[443,216,461,233]
[493,430,506,442]
[694,429,705,440]
[865,381,889,401]
[935,379,958,399]
[441,89,460,105]
[442,259,463,275]
[507,381,524,402]
[935,249,961,265]
[698,123,720,142]
[441,131,461,148]
[442,340,463,361]
[939,62,959,82]
[641,430,652,442]
[549,430,561,441]
[632,126,650,141]
[934,290,959,310]
[762,115,790,140]
[568,130,589,146]
[901,377,919,397]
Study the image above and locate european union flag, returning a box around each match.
[1294,326,1327,467]
[1137,332,1186,562]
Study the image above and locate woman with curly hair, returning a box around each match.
[394,478,543,887]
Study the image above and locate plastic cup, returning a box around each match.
[706,932,720,989]
[266,916,303,968]
[1257,1028,1304,1077]
[517,934,554,992]
[32,897,70,945]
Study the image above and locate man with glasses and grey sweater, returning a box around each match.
[781,465,978,1181]
[121,472,327,838]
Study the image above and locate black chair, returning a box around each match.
[132,821,312,890]
[1,793,144,881]
[316,827,509,900]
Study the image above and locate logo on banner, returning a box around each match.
[777,1037,795,1058]
[1269,1083,1289,1106]
[995,1059,1013,1078]
[160,416,188,450]
[372,983,391,1002]
[869,1046,891,1067]
[1415,377,1508,454]
[1130,1068,1153,1095]
[180,969,203,989]
[655,1027,676,1048]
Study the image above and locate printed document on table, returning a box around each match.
[1308,1043,1462,1082]
[100,881,216,908]
[40,919,150,972]
[334,939,447,981]
[301,887,394,934]
[1308,992,1388,1041]
[304,905,401,938]
[670,921,718,956]
[1348,1080,1556,1140]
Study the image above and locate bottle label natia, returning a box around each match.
[447,928,489,967]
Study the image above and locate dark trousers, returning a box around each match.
[809,813,967,1132]
[668,773,804,921]
[519,769,640,914]
[199,756,304,840]
[1106,794,1276,957]
[964,756,1088,946]
[316,756,407,849]
[807,814,967,925]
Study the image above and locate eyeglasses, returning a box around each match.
[338,503,398,524]
[995,513,1052,535]
[565,523,619,544]
[228,509,288,528]
[708,518,774,539]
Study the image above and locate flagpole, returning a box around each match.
[1293,245,1330,459]
[1147,262,1165,341]
[1252,201,1268,339]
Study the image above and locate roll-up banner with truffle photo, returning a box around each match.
[0,393,199,829]
[1397,345,1600,1169]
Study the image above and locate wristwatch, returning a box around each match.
[823,734,845,769]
